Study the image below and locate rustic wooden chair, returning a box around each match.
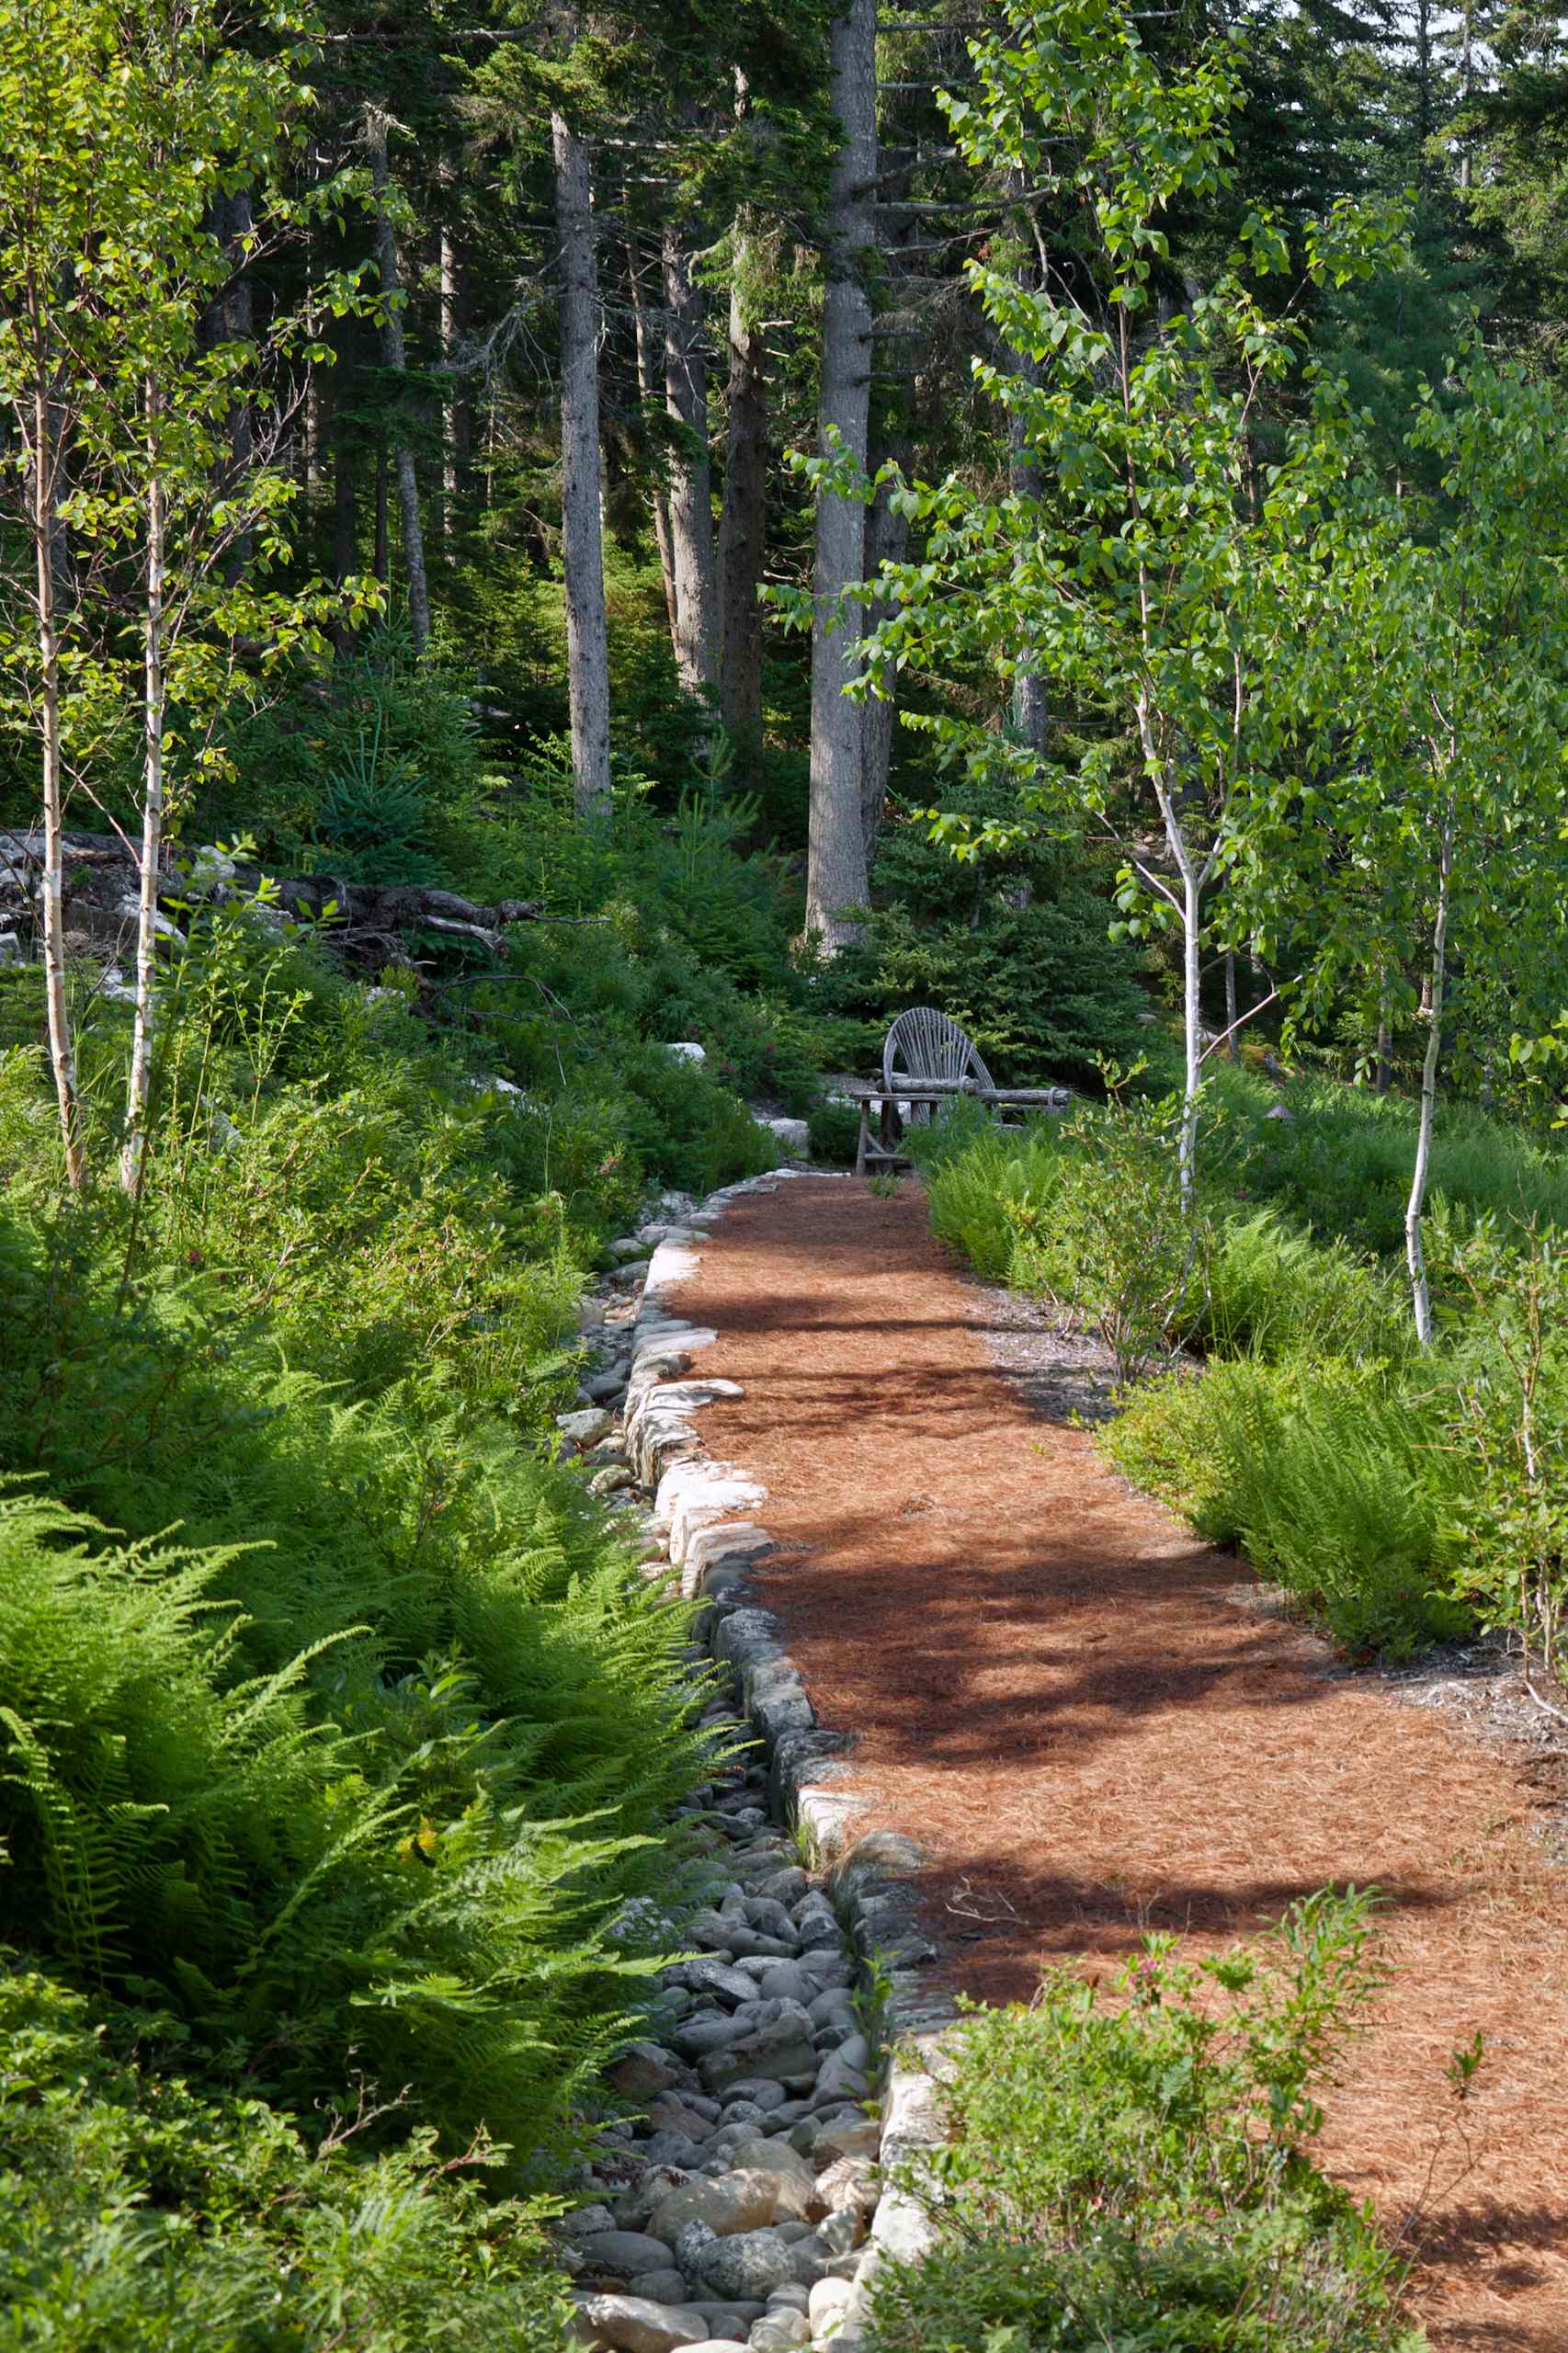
[852,1006,1063,1174]
[883,1005,995,1108]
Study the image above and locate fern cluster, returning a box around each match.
[0,1486,711,2166]
[0,1961,574,2349]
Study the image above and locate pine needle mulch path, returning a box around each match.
[671,1173,1568,2351]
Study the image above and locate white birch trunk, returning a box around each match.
[121,394,165,1199]
[1405,802,1455,1346]
[550,17,612,816]
[31,359,85,1189]
[806,0,876,948]
[368,112,430,655]
[1179,863,1203,1211]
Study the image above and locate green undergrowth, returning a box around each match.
[869,1892,1426,2353]
[0,1963,574,2351]
[912,1089,1568,1661]
[0,699,826,2325]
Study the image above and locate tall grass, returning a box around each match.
[914,1086,1567,1660]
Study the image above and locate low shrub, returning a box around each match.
[1108,1361,1465,1654]
[0,1963,573,2351]
[869,1892,1423,2353]
[0,1488,706,2166]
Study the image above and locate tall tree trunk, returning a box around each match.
[1223,949,1239,1062]
[629,237,679,645]
[719,223,767,773]
[367,111,430,655]
[1405,801,1455,1346]
[439,161,467,548]
[662,222,720,699]
[1179,864,1203,1212]
[1008,397,1051,759]
[374,438,389,585]
[29,351,85,1189]
[860,392,913,855]
[331,331,359,654]
[122,393,165,1198]
[550,10,611,815]
[806,0,877,948]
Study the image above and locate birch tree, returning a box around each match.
[1238,357,1568,1338]
[846,0,1398,1202]
[0,0,151,1188]
[8,0,373,1197]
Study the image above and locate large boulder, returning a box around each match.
[572,2292,713,2352]
[649,2170,796,2244]
[577,2231,686,2282]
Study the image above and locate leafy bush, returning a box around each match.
[0,1964,574,2351]
[0,1488,707,2165]
[869,1892,1423,2353]
[1211,1066,1568,1257]
[1108,1361,1465,1654]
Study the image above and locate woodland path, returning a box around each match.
[671,1172,1568,2351]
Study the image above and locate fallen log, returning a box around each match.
[0,830,546,961]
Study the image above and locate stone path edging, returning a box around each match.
[571,1168,957,2351]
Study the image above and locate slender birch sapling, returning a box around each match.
[1237,355,1568,1338]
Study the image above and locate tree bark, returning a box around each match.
[806,0,877,948]
[1405,801,1455,1346]
[719,224,767,773]
[122,391,165,1198]
[368,110,430,655]
[860,400,912,855]
[28,344,85,1189]
[439,159,469,546]
[1179,863,1203,1211]
[1223,949,1239,1063]
[628,237,679,645]
[662,222,721,699]
[550,11,612,816]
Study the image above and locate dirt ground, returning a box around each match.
[673,1172,1568,2351]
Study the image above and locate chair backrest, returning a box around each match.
[883,1006,994,1095]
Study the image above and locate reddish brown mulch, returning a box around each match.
[673,1173,1568,2350]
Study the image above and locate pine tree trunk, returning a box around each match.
[374,438,389,585]
[806,0,876,948]
[1405,804,1455,1346]
[550,14,612,815]
[662,223,720,699]
[368,112,430,655]
[1375,986,1393,1095]
[440,177,461,548]
[30,359,85,1190]
[629,238,679,646]
[121,397,165,1199]
[719,228,767,774]
[860,393,913,855]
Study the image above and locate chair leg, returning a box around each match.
[856,1103,870,1178]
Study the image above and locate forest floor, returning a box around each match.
[671,1172,1568,2352]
